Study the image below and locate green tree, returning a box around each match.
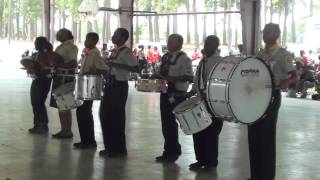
[140,0,154,41]
[56,0,69,28]
[21,0,42,39]
[0,0,4,38]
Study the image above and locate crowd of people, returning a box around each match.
[287,49,320,99]
[21,22,296,180]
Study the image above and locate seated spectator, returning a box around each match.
[191,48,201,60]
[296,64,315,98]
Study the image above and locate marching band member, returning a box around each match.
[155,34,193,163]
[247,23,297,180]
[74,32,108,149]
[50,29,78,139]
[27,37,61,134]
[99,28,139,158]
[189,35,224,170]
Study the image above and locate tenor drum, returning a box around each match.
[136,79,166,92]
[206,56,273,124]
[75,75,104,100]
[173,96,212,135]
[52,82,83,111]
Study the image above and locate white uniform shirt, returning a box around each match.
[166,51,193,92]
[192,54,222,96]
[79,48,109,74]
[55,40,78,64]
[256,45,295,87]
[110,46,138,81]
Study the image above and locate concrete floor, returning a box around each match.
[0,78,319,180]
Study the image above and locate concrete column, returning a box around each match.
[119,0,134,48]
[240,0,261,55]
[43,0,51,40]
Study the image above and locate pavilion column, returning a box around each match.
[43,0,51,40]
[240,0,261,55]
[119,0,134,48]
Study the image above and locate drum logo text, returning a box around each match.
[240,69,260,77]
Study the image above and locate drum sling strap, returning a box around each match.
[104,46,129,87]
[160,52,186,94]
[197,58,216,117]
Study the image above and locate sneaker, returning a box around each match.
[301,92,307,98]
[73,142,97,149]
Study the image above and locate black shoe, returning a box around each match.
[99,149,110,157]
[52,132,73,139]
[155,154,180,163]
[28,126,48,134]
[189,162,203,170]
[73,142,97,149]
[202,164,217,170]
[52,131,63,138]
[107,152,128,158]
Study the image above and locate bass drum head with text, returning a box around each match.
[228,57,273,124]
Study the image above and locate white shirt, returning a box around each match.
[166,51,193,92]
[55,40,78,64]
[192,54,222,96]
[110,46,138,81]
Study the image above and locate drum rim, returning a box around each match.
[173,96,203,114]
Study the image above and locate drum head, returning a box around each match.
[228,57,273,124]
[173,96,201,112]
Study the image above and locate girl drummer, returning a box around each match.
[27,37,61,134]
[50,29,78,139]
[189,35,224,170]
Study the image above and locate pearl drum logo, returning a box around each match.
[240,69,260,77]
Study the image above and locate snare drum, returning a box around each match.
[52,82,83,111]
[206,56,274,124]
[173,96,212,135]
[75,75,104,100]
[136,79,166,92]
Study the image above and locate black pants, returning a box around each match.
[248,90,281,180]
[30,77,52,127]
[192,118,223,166]
[160,93,186,156]
[76,100,95,144]
[99,80,128,154]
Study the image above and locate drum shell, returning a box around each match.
[52,82,83,110]
[173,96,212,135]
[75,75,104,100]
[207,59,239,121]
[136,79,165,92]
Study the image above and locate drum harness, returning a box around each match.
[159,51,187,103]
[197,58,217,117]
[104,46,129,88]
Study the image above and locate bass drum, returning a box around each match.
[206,56,274,124]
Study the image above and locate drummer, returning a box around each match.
[74,32,108,149]
[99,28,139,158]
[155,34,193,163]
[27,37,60,134]
[247,23,297,180]
[188,35,224,170]
[50,28,78,139]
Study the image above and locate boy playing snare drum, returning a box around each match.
[73,32,108,149]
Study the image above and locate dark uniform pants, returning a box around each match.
[76,100,95,144]
[192,118,223,166]
[248,90,281,180]
[30,77,52,128]
[160,93,186,156]
[100,80,128,154]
